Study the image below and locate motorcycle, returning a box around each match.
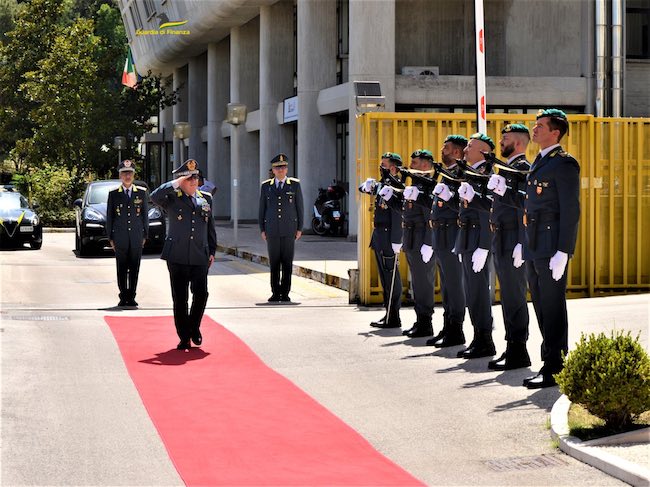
[311,181,347,236]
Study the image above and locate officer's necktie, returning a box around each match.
[278,181,283,191]
[127,189,131,200]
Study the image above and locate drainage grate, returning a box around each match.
[484,454,569,472]
[7,315,70,321]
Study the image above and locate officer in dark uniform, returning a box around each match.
[523,109,580,389]
[454,133,496,359]
[379,149,436,338]
[259,153,304,302]
[486,124,532,370]
[106,159,148,308]
[151,159,218,350]
[359,152,403,329]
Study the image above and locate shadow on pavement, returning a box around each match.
[139,348,211,366]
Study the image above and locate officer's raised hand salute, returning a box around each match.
[523,109,580,389]
[151,159,217,350]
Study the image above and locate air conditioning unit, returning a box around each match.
[401,66,439,76]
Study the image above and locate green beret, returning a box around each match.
[411,149,434,161]
[470,132,495,151]
[502,123,530,135]
[444,134,468,147]
[536,108,567,120]
[381,151,403,166]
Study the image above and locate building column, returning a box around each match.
[188,54,207,168]
[172,67,188,169]
[347,0,396,238]
[297,0,337,229]
[259,1,294,181]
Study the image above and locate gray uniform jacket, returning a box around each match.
[151,182,217,265]
[105,185,149,251]
[258,178,304,237]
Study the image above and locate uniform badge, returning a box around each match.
[523,213,528,226]
[463,200,468,208]
[187,160,197,171]
[408,202,413,209]
[177,215,183,220]
[536,186,543,195]
[134,197,142,205]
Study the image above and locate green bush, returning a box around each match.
[556,331,650,431]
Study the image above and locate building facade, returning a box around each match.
[120,0,650,235]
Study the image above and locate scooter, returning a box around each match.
[311,182,346,236]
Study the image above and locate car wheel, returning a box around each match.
[78,238,90,256]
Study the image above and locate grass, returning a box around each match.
[568,403,650,441]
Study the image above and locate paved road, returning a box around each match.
[2,233,645,485]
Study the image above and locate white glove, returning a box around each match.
[512,243,524,268]
[471,248,489,273]
[488,174,507,196]
[420,244,433,263]
[458,182,476,203]
[378,185,394,201]
[458,253,462,263]
[434,183,453,202]
[549,250,568,281]
[391,243,402,254]
[359,178,376,193]
[403,186,420,201]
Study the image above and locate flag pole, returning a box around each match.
[474,0,487,134]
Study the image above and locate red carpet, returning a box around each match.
[106,316,423,486]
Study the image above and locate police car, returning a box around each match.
[73,180,166,256]
[0,185,43,250]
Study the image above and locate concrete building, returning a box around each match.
[121,0,650,236]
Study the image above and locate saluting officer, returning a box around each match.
[106,159,148,308]
[379,150,436,339]
[486,124,532,371]
[455,133,496,359]
[151,159,218,350]
[522,109,580,389]
[259,153,304,303]
[359,152,404,329]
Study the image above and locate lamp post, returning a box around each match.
[173,122,191,167]
[113,136,127,165]
[226,103,247,249]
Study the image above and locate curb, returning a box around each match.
[550,395,650,486]
[216,243,349,292]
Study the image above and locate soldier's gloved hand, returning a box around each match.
[471,248,489,273]
[512,243,524,268]
[403,186,420,201]
[549,250,568,281]
[378,185,394,201]
[434,183,453,202]
[488,174,507,196]
[420,244,433,263]
[391,242,402,254]
[172,174,192,189]
[458,182,476,203]
[359,178,376,193]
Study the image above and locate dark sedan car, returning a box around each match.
[73,180,165,256]
[0,187,43,249]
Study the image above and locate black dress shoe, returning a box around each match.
[488,352,507,370]
[373,320,401,329]
[370,314,387,327]
[280,295,291,302]
[130,299,139,307]
[433,331,466,348]
[268,294,281,302]
[118,300,127,307]
[460,331,496,359]
[191,330,202,346]
[524,373,557,389]
[176,340,191,350]
[402,323,417,336]
[407,326,433,338]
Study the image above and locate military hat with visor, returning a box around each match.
[118,159,136,173]
[271,153,290,167]
[172,159,200,178]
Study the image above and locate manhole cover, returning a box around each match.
[484,454,569,472]
[7,315,70,321]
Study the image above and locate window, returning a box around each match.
[143,0,156,20]
[130,4,143,30]
[336,0,349,85]
[627,5,650,59]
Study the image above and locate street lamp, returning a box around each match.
[173,121,191,166]
[353,81,385,114]
[113,136,127,165]
[226,103,247,249]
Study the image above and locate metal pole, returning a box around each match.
[232,125,240,248]
[595,0,607,116]
[474,0,487,134]
[118,149,121,165]
[611,0,624,117]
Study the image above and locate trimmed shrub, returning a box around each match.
[556,331,650,431]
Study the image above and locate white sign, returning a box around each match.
[283,96,298,123]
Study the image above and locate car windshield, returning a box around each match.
[0,192,29,210]
[87,183,119,204]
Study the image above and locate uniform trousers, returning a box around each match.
[115,244,142,302]
[167,262,209,341]
[493,248,529,342]
[460,253,493,332]
[405,249,436,318]
[373,248,402,311]
[526,258,568,373]
[435,249,465,324]
[267,236,295,296]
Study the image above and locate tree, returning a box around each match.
[0,0,21,43]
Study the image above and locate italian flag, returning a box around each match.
[122,48,139,89]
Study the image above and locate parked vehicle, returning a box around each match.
[73,180,165,256]
[0,186,43,250]
[311,181,347,236]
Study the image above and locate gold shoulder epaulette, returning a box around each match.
[289,177,300,183]
[196,189,204,197]
[176,189,183,197]
[263,178,273,185]
[135,185,146,192]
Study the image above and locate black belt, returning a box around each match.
[489,220,519,232]
[403,222,426,229]
[457,219,480,228]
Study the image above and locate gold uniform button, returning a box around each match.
[190,236,194,240]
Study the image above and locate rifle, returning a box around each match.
[379,165,405,191]
[480,151,532,175]
[399,167,438,188]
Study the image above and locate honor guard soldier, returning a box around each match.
[259,153,304,302]
[454,133,496,359]
[522,109,580,389]
[485,124,532,370]
[379,150,436,339]
[151,159,217,350]
[106,159,148,308]
[359,152,404,329]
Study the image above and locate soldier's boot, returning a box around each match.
[433,319,466,348]
[402,321,417,336]
[370,312,388,328]
[407,314,433,338]
[489,341,531,371]
[460,329,496,359]
[426,316,449,346]
[374,308,401,329]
